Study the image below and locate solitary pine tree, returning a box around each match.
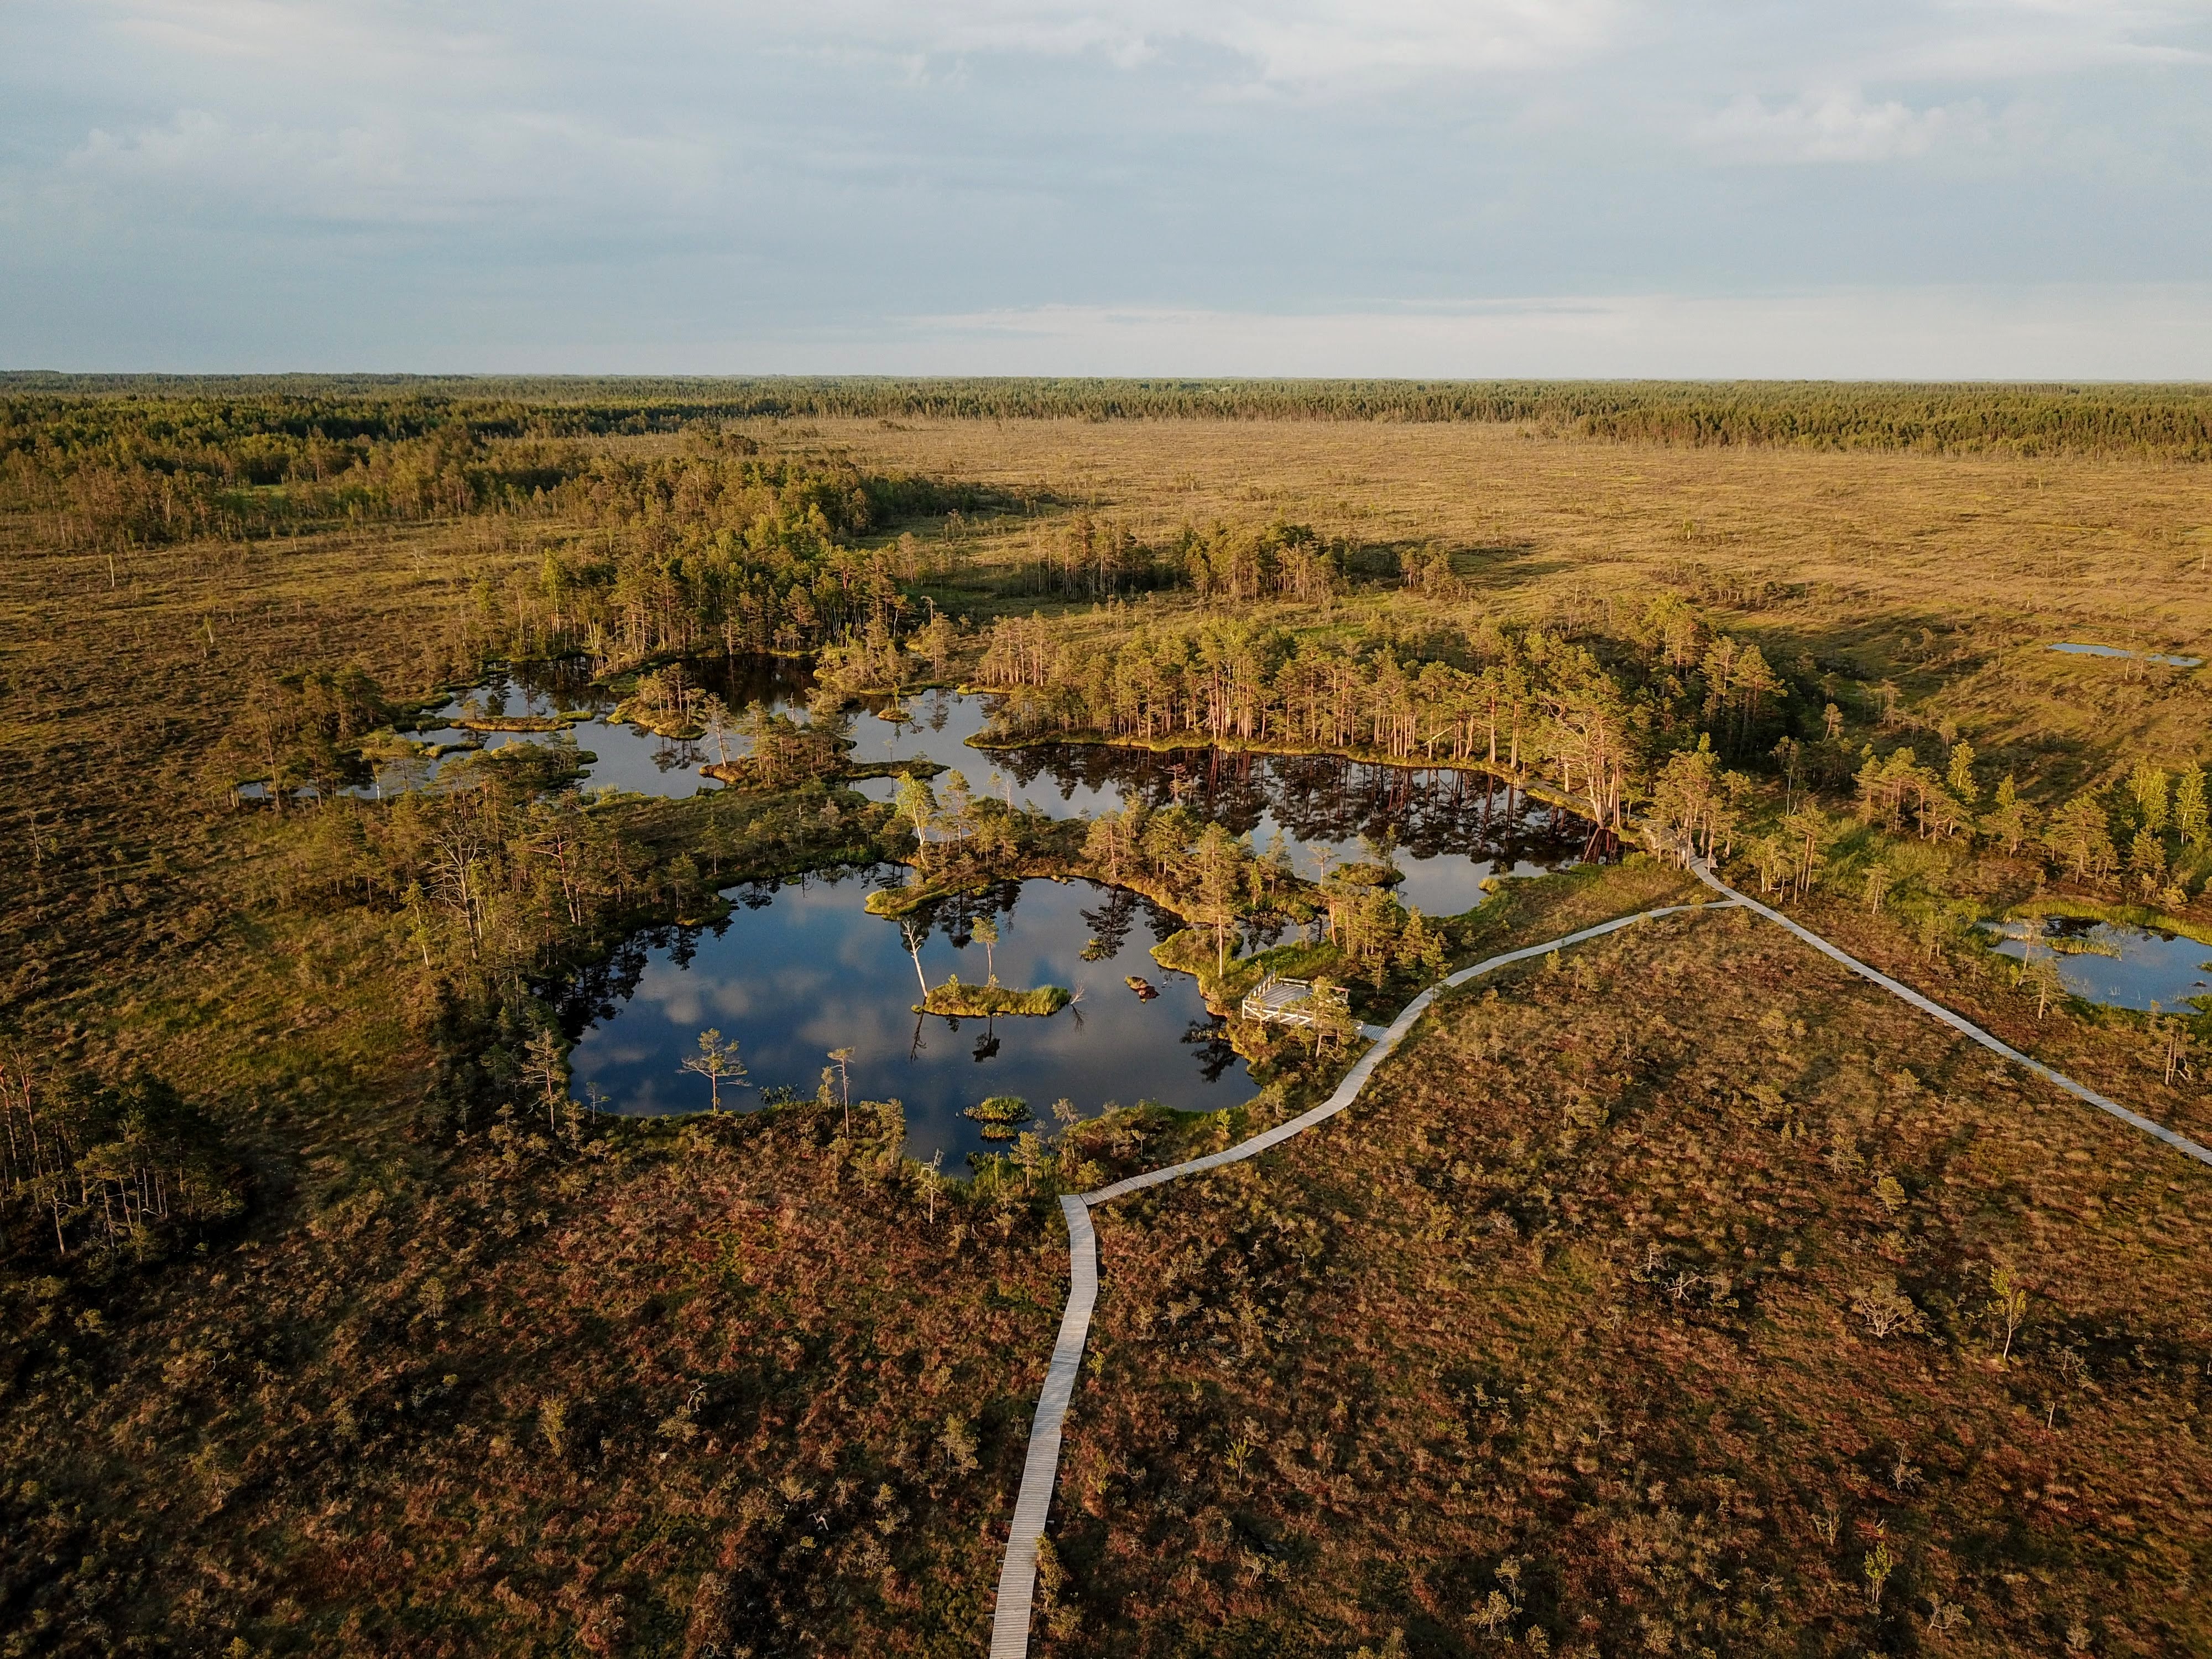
[680,1029,748,1112]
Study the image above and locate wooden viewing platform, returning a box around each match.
[1239,973,1349,1029]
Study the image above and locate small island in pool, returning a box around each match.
[961,1096,1035,1140]
[916,978,1073,1018]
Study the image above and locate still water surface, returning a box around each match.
[217,654,1614,1164]
[1985,916,2212,1013]
[380,655,811,798]
[558,873,1250,1166]
[415,659,1601,1167]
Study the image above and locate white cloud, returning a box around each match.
[59,107,718,225]
[784,0,1630,86]
[1695,88,1987,163]
[1888,0,2212,80]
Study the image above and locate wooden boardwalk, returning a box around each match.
[1683,855,2212,1170]
[987,856,2212,1657]
[987,899,1732,1658]
[1238,972,1348,1029]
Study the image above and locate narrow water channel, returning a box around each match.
[378,655,813,799]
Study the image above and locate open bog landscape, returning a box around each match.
[3,378,2211,1659]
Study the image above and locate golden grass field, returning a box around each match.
[810,416,2211,783]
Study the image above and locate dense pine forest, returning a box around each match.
[2,381,2210,1658]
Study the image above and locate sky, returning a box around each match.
[3,0,2210,375]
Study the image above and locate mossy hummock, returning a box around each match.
[917,979,1072,1018]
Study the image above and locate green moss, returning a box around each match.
[919,981,1072,1018]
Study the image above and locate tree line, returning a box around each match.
[970,602,1808,834]
[12,376,2207,461]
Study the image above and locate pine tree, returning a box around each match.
[2130,760,2171,832]
[679,1029,748,1112]
[1945,739,1978,807]
[2174,764,2206,845]
[1980,774,2037,855]
[973,916,1000,984]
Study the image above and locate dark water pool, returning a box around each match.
[848,687,1598,917]
[558,872,1251,1168]
[1986,916,2212,1013]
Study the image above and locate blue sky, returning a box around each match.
[4,1,2210,374]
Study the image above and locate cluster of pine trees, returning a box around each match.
[489,447,991,669]
[1077,795,1443,987]
[1020,514,1181,601]
[286,743,750,977]
[1652,732,2210,910]
[1176,521,1349,604]
[971,602,1802,834]
[1845,746,2206,899]
[223,666,398,798]
[0,1064,243,1261]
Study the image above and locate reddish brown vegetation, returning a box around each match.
[2,1105,1068,1656]
[1052,909,2211,1658]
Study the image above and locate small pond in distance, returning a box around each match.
[2048,642,2204,669]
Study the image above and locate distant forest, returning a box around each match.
[6,374,2210,460]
